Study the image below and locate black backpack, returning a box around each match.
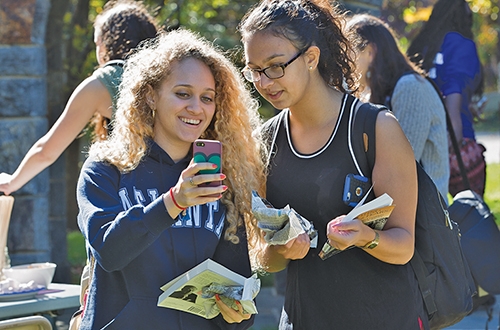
[354,102,476,329]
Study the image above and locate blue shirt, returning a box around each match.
[77,141,253,330]
[429,32,481,139]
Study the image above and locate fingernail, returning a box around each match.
[235,301,241,306]
[222,185,228,191]
[215,294,220,301]
[220,174,226,180]
[212,164,218,168]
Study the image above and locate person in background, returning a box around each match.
[0,0,158,195]
[407,0,486,197]
[409,0,494,311]
[239,0,426,329]
[77,28,265,329]
[346,13,449,200]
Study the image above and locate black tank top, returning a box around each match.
[265,94,426,329]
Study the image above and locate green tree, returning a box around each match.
[62,0,259,95]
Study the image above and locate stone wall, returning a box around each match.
[0,0,64,274]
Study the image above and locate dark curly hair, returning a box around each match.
[238,0,358,93]
[346,14,423,105]
[91,0,159,140]
[94,0,159,63]
[407,0,473,71]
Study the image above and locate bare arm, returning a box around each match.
[0,76,112,195]
[445,93,463,143]
[328,111,418,264]
[369,111,418,263]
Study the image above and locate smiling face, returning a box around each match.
[243,32,310,110]
[148,57,216,160]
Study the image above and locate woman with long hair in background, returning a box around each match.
[407,0,486,197]
[346,13,449,200]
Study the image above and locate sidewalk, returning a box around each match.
[250,287,283,330]
[477,131,500,164]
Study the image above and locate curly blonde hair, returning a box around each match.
[89,29,266,252]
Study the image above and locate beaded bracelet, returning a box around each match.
[169,188,186,211]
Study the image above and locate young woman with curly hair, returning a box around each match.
[0,0,159,195]
[239,0,426,328]
[76,29,265,329]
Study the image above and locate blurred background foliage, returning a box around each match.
[59,0,499,104]
[61,0,258,108]
[382,0,499,92]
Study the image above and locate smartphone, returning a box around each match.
[193,139,222,187]
[343,173,371,207]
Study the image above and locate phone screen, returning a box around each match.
[193,139,222,187]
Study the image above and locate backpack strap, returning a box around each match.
[262,110,287,166]
[423,76,471,189]
[411,248,438,315]
[353,102,438,317]
[352,102,385,170]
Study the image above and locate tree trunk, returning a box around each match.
[46,0,71,283]
[65,0,92,235]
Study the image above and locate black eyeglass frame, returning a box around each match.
[242,49,306,82]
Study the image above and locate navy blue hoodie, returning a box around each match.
[77,141,254,329]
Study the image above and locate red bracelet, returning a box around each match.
[169,188,186,211]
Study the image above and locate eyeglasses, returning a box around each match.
[242,49,305,83]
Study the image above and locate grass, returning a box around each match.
[67,231,86,284]
[66,163,500,286]
[474,91,500,133]
[475,110,500,133]
[485,163,500,223]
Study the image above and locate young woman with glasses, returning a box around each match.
[239,0,426,329]
[345,14,449,201]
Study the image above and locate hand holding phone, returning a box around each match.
[193,139,222,187]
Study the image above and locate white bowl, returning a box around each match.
[2,262,57,288]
